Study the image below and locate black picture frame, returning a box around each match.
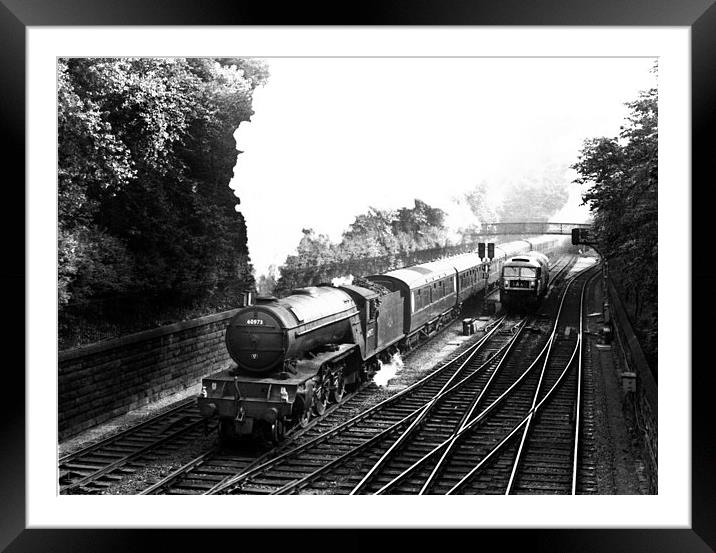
[3,1,713,551]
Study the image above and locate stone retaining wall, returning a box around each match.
[58,308,239,439]
[607,278,658,491]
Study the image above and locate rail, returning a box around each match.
[207,316,508,495]
[370,261,597,495]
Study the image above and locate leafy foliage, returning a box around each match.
[274,200,451,295]
[58,58,268,348]
[572,83,658,371]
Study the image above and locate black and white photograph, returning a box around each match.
[55,54,659,498]
[14,19,703,545]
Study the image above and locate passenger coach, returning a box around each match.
[368,259,459,349]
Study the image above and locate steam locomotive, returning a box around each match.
[197,236,565,442]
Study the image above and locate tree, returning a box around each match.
[58,58,269,345]
[572,86,657,275]
[572,83,657,369]
[340,208,399,258]
[274,229,339,295]
[272,200,451,296]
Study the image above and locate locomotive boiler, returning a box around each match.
[224,286,357,374]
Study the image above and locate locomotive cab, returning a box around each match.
[339,283,405,361]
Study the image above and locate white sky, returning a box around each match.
[231,57,657,277]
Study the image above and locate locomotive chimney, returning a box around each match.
[240,291,254,307]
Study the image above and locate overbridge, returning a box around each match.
[477,222,592,236]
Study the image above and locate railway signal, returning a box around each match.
[478,242,495,260]
[571,227,593,245]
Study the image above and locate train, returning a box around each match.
[499,250,551,310]
[197,235,567,442]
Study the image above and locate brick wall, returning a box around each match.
[58,308,240,439]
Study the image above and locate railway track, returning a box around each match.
[205,256,593,496]
[365,261,600,495]
[58,398,206,494]
[139,263,549,496]
[203,315,521,495]
[141,315,512,494]
[446,265,600,495]
[139,386,362,494]
[60,291,495,495]
[60,253,580,495]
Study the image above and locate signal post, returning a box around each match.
[571,227,612,346]
[477,242,495,314]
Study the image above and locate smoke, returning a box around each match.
[255,264,281,295]
[443,200,481,245]
[373,352,405,388]
[553,173,592,223]
[331,274,354,286]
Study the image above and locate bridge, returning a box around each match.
[476,222,592,236]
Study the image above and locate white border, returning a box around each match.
[28,26,690,528]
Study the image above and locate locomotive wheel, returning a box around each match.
[270,418,286,443]
[330,372,346,403]
[298,406,311,428]
[312,382,328,416]
[292,395,311,428]
[359,367,369,384]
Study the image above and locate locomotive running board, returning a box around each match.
[294,343,358,373]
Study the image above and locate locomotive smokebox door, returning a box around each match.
[226,309,285,373]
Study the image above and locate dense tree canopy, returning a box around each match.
[572,84,658,369]
[58,58,268,346]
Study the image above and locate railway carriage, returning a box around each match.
[368,258,459,349]
[525,235,561,254]
[495,239,533,259]
[452,253,486,303]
